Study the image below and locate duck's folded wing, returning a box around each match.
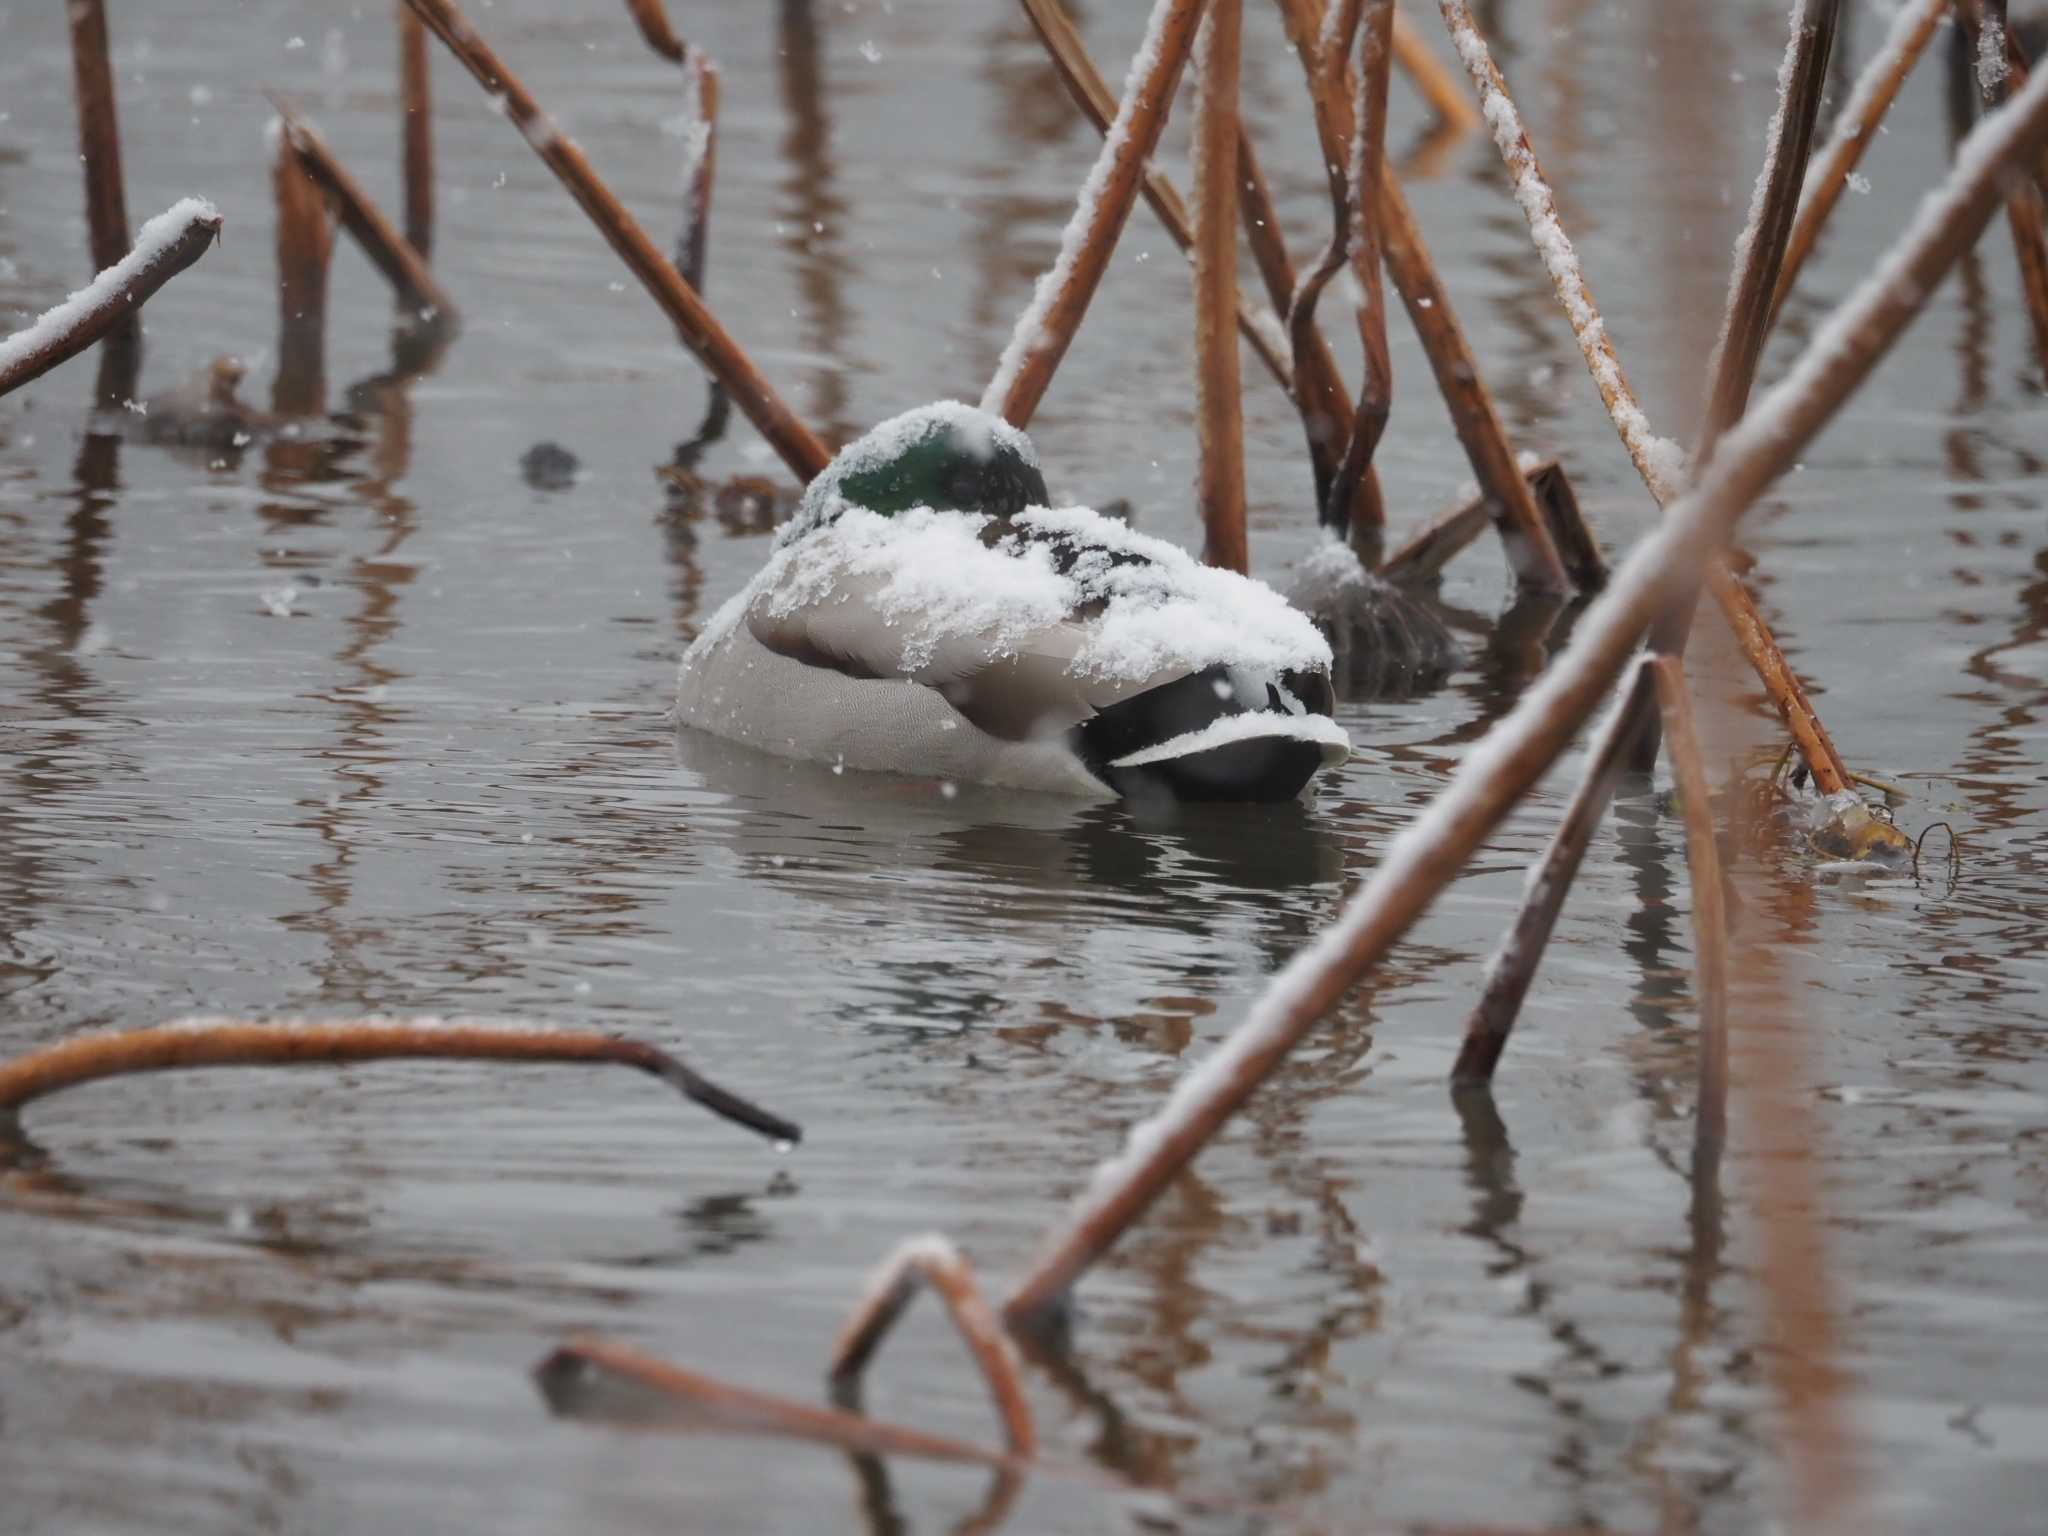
[746,565,1181,741]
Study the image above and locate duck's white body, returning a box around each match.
[675,404,1350,801]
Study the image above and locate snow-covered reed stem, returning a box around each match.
[273,97,455,323]
[828,1235,1036,1457]
[0,199,220,401]
[399,0,830,480]
[1959,0,2048,368]
[1193,0,1248,573]
[1002,59,2048,1325]
[984,0,1207,428]
[1452,658,1657,1084]
[1277,0,1570,595]
[1650,657,1729,1158]
[0,1015,801,1145]
[399,1,435,257]
[1016,0,1295,399]
[1772,0,1948,327]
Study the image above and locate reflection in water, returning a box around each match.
[778,0,855,449]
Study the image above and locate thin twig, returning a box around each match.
[400,0,830,480]
[1451,660,1657,1084]
[0,1016,801,1145]
[1277,0,1571,594]
[1650,657,1729,1159]
[1194,0,1248,572]
[1771,0,1947,328]
[827,1235,1036,1457]
[399,0,434,257]
[66,0,130,279]
[1958,0,2048,369]
[985,0,1208,428]
[272,98,456,322]
[0,201,221,401]
[1000,62,2048,1324]
[271,121,334,417]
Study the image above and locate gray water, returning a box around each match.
[2,2,2046,1531]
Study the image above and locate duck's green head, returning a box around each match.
[803,404,1048,528]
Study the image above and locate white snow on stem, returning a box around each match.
[1977,17,2009,97]
[1028,66,2048,1294]
[1440,5,1686,500]
[979,0,1178,414]
[0,198,218,381]
[1795,0,1945,210]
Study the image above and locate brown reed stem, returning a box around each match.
[676,56,720,296]
[1278,0,1570,595]
[399,0,435,257]
[986,0,1207,429]
[1451,659,1657,1084]
[0,1016,801,1145]
[1771,0,1947,328]
[1380,457,1560,585]
[623,0,687,62]
[272,98,456,323]
[1016,0,1294,401]
[1649,658,1729,1158]
[537,1338,1016,1468]
[1324,0,1398,541]
[1959,0,2048,370]
[272,131,334,417]
[1194,0,1248,572]
[0,203,221,401]
[1388,5,1480,132]
[1001,64,2048,1324]
[827,1236,1036,1457]
[400,0,830,481]
[66,0,130,281]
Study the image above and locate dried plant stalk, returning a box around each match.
[399,0,434,257]
[400,0,830,481]
[1436,1,1849,797]
[1277,0,1570,594]
[272,99,456,322]
[827,1235,1036,1457]
[1387,5,1479,132]
[537,1338,1016,1468]
[0,1016,801,1145]
[623,0,687,61]
[1194,0,1248,572]
[1650,658,1729,1156]
[985,0,1207,428]
[1324,0,1398,539]
[1380,457,1558,585]
[1002,63,2048,1323]
[1016,0,1295,400]
[1960,0,2048,368]
[676,54,719,295]
[1771,0,1947,326]
[1451,659,1657,1084]
[66,0,130,278]
[272,133,334,417]
[0,201,221,401]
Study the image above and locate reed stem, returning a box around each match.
[1387,5,1480,132]
[400,0,435,257]
[1958,0,2048,370]
[1193,0,1248,572]
[272,128,334,417]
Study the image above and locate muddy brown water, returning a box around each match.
[3,3,2046,1532]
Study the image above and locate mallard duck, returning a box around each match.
[674,403,1349,802]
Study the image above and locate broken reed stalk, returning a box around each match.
[400,0,831,481]
[1323,0,1398,540]
[676,53,720,296]
[1438,2,1852,794]
[827,1235,1036,1457]
[66,0,131,284]
[1387,5,1480,132]
[1770,0,1948,328]
[1276,0,1572,595]
[1649,658,1729,1158]
[1450,659,1657,1084]
[0,201,221,401]
[1381,456,1560,584]
[536,1338,1017,1469]
[623,0,687,61]
[272,124,334,417]
[271,99,456,323]
[999,63,2048,1324]
[985,0,1207,429]
[1015,0,1295,405]
[1193,0,1248,572]
[1960,0,2048,370]
[399,0,434,257]
[0,1017,799,1144]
